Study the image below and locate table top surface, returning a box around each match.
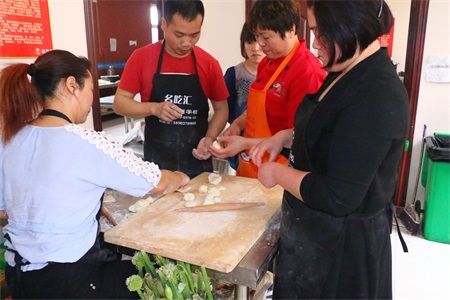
[103,173,283,286]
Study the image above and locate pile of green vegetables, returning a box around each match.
[126,251,213,300]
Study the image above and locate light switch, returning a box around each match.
[110,38,117,52]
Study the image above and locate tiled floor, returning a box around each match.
[103,119,450,300]
[392,224,450,299]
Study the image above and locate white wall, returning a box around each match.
[387,0,411,73]
[405,0,450,205]
[197,0,245,73]
[49,0,93,129]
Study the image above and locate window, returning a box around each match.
[150,4,159,43]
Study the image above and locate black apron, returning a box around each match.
[5,194,121,299]
[273,92,394,299]
[144,40,212,178]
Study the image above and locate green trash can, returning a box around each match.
[422,133,450,243]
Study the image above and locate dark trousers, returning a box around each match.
[6,259,139,299]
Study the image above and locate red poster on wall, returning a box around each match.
[378,17,395,57]
[0,0,53,58]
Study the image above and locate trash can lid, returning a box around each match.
[426,134,450,162]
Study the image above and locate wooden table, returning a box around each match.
[103,172,283,297]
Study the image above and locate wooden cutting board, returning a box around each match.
[104,172,283,273]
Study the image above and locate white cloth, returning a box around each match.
[0,124,161,271]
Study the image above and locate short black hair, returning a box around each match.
[164,0,204,24]
[247,0,301,39]
[307,0,394,69]
[240,22,257,59]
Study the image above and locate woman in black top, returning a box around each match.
[250,0,409,298]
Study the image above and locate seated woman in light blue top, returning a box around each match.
[0,50,189,299]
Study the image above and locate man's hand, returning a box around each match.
[192,137,213,160]
[152,102,184,122]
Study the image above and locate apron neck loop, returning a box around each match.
[40,109,73,124]
[263,40,300,92]
[156,40,199,74]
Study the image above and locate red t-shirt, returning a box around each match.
[119,41,229,102]
[251,40,326,135]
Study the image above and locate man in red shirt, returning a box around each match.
[114,0,228,178]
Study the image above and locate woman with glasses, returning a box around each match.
[209,0,326,178]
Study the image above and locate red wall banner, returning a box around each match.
[0,0,53,58]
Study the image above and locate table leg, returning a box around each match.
[235,284,250,300]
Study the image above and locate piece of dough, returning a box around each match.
[213,197,222,203]
[198,184,208,194]
[212,140,223,149]
[203,194,215,205]
[176,185,191,193]
[218,186,226,191]
[208,173,222,185]
[128,195,154,213]
[143,195,155,203]
[128,204,137,213]
[207,187,220,197]
[128,200,149,213]
[183,193,195,202]
[185,201,197,208]
[103,194,116,203]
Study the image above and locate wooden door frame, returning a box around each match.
[84,0,102,131]
[245,0,429,206]
[396,0,430,206]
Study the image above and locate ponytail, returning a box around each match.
[0,63,44,144]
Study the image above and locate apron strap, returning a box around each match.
[4,233,29,286]
[156,40,199,75]
[262,40,300,92]
[389,202,409,253]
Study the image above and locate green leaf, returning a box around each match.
[201,266,213,300]
[196,270,203,293]
[142,251,158,279]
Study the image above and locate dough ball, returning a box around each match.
[183,193,195,202]
[203,194,215,205]
[213,197,222,203]
[208,173,222,185]
[207,187,221,197]
[176,185,191,193]
[198,184,208,194]
[103,194,116,203]
[185,201,197,208]
[212,140,223,149]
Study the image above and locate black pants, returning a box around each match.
[6,259,139,299]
